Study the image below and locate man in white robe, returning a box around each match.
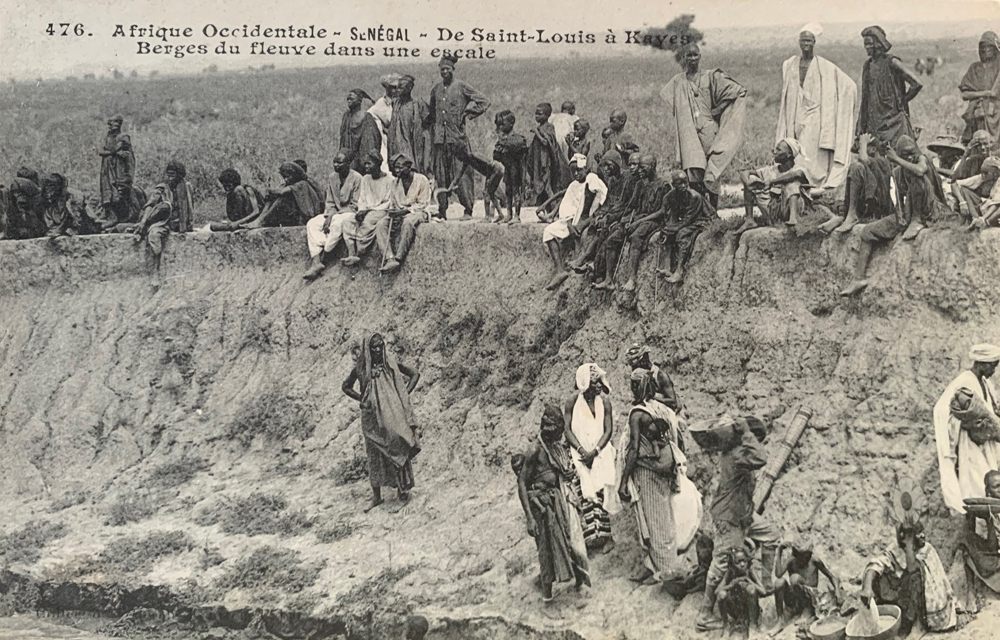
[933,343,1000,514]
[776,23,857,195]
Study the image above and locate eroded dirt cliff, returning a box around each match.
[1,224,999,639]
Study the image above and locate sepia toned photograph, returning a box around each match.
[2,0,1000,638]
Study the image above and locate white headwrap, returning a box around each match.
[969,344,1000,363]
[800,22,823,39]
[781,137,803,158]
[570,153,588,169]
[576,363,611,392]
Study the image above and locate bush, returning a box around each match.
[145,456,210,490]
[106,494,161,526]
[0,520,68,565]
[315,521,354,543]
[216,547,324,594]
[194,493,314,537]
[226,391,315,447]
[94,530,193,575]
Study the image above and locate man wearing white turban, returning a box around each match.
[562,363,618,553]
[933,344,1000,514]
[776,24,857,195]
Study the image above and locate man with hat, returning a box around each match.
[98,114,136,226]
[933,343,1000,515]
[927,135,968,179]
[693,414,781,633]
[776,23,857,193]
[855,26,922,149]
[540,153,608,291]
[427,54,492,221]
[375,152,433,273]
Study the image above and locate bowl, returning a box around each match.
[688,418,737,451]
[845,604,901,640]
[809,616,848,640]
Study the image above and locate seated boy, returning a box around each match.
[773,536,842,621]
[956,157,1000,228]
[212,169,261,231]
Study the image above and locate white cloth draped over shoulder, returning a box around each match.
[569,393,618,508]
[933,370,1000,514]
[776,55,857,191]
[368,96,394,175]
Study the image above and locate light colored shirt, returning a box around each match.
[357,173,393,212]
[558,173,608,225]
[324,169,363,214]
[389,172,432,216]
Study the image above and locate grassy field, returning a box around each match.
[0,36,979,225]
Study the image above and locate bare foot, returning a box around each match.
[818,215,844,234]
[628,567,654,583]
[839,279,869,297]
[622,279,636,292]
[591,280,612,290]
[363,496,383,513]
[835,213,860,233]
[600,539,616,555]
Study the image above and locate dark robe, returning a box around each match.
[0,178,43,240]
[959,58,1000,144]
[355,334,420,490]
[856,55,915,146]
[339,98,375,171]
[528,122,569,203]
[388,96,430,174]
[99,131,135,206]
[493,132,528,192]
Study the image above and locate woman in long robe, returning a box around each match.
[960,31,1000,147]
[342,333,421,511]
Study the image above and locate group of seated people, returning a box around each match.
[534,149,716,293]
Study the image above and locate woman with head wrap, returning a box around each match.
[776,23,857,193]
[960,32,1000,148]
[342,333,421,511]
[340,89,376,173]
[618,367,692,586]
[427,54,493,221]
[855,26,921,148]
[516,404,591,602]
[560,364,617,553]
[243,161,322,229]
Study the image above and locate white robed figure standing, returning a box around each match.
[775,23,857,193]
[933,344,1000,514]
[564,363,618,552]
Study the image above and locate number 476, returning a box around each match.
[46,23,86,36]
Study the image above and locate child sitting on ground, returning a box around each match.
[773,535,842,622]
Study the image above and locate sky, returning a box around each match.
[1,0,997,80]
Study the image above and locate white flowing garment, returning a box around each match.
[570,394,617,507]
[932,370,1000,514]
[776,55,857,191]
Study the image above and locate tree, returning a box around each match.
[639,14,704,64]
